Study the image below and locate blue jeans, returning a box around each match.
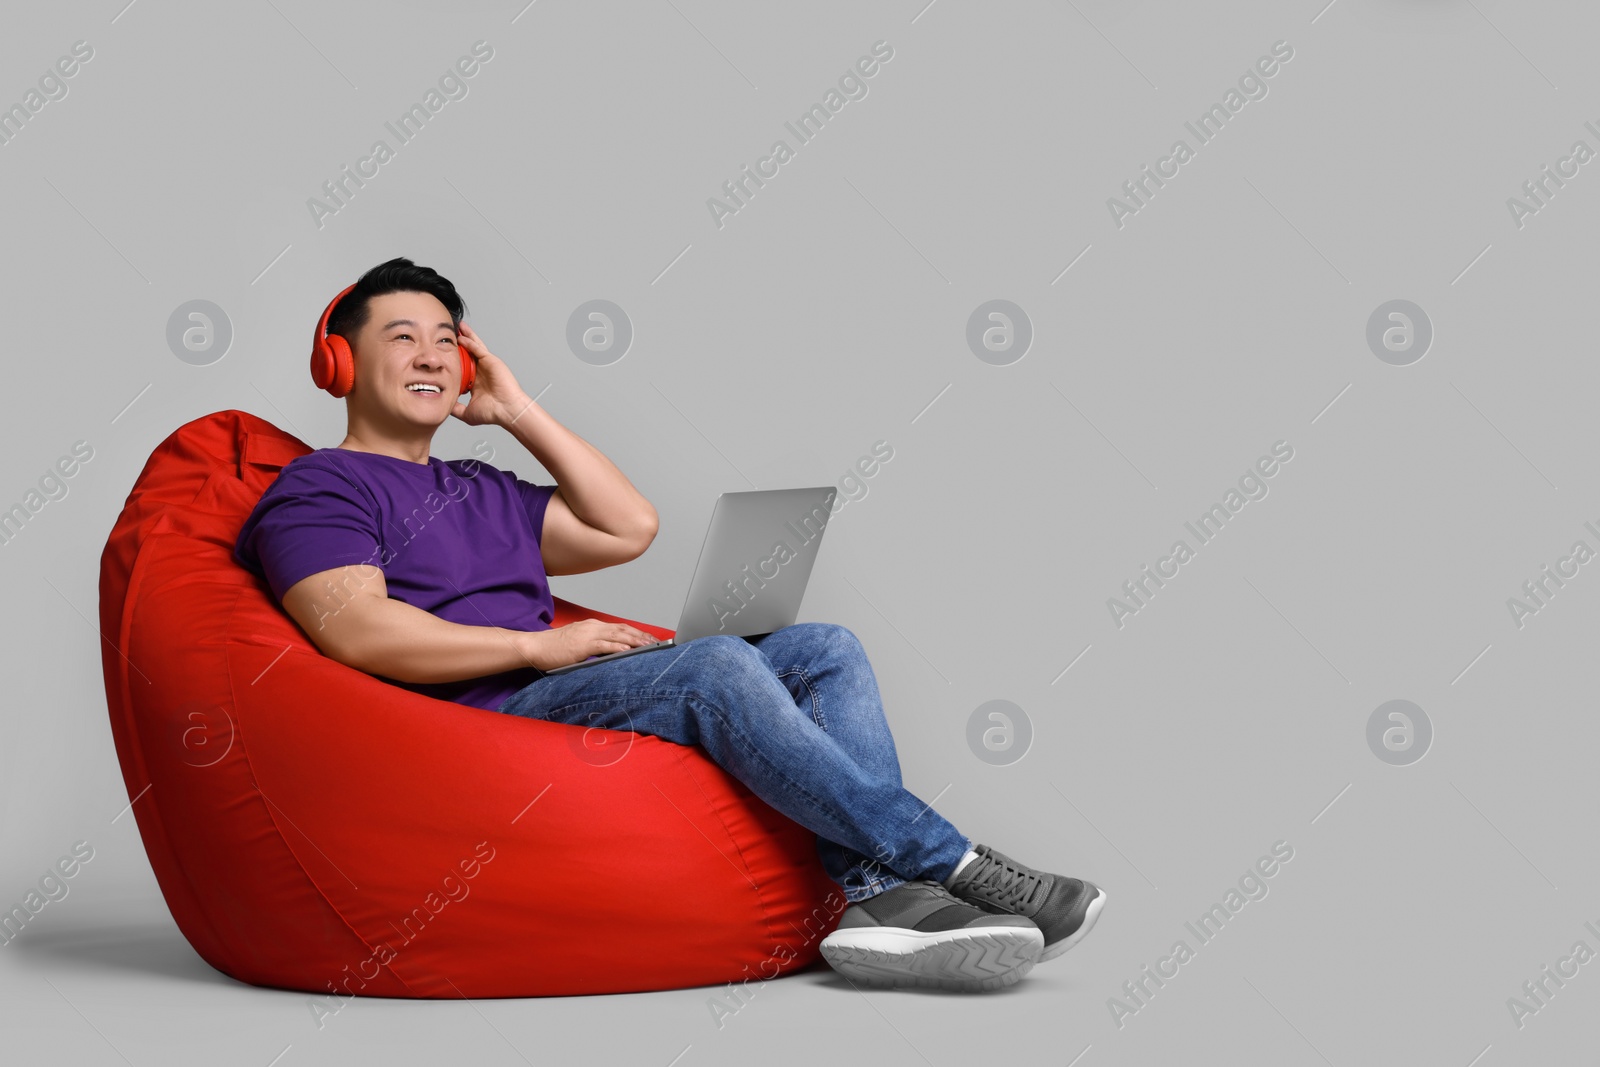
[494,622,972,904]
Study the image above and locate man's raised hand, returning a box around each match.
[452,321,534,428]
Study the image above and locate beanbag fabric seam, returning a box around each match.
[672,742,789,950]
[218,622,418,997]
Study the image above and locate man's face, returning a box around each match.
[348,290,462,430]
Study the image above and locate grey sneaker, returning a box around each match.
[819,879,1043,992]
[944,844,1106,962]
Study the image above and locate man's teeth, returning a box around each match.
[406,384,441,393]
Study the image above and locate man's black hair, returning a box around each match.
[326,257,467,349]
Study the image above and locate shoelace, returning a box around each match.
[969,853,1046,910]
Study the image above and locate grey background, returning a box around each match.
[2,0,1595,1063]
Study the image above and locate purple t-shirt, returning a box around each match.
[233,447,558,712]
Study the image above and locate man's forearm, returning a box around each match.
[501,394,656,543]
[331,595,542,685]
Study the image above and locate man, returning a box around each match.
[235,257,1105,993]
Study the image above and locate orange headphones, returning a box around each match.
[309,282,477,398]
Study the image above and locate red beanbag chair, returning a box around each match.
[96,409,839,998]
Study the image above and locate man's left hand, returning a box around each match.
[451,322,535,428]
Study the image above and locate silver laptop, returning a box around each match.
[542,485,837,675]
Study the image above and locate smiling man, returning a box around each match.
[233,257,1105,992]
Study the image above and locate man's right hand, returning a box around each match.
[521,619,661,672]
[283,564,663,685]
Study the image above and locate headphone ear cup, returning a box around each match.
[324,333,355,398]
[459,345,476,394]
[311,282,358,397]
[310,343,334,392]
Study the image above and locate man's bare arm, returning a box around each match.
[281,564,656,681]
[453,322,658,575]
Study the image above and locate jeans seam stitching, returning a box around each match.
[774,666,824,732]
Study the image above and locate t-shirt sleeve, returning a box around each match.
[233,460,383,603]
[513,476,558,547]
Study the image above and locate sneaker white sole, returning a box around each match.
[820,926,1044,992]
[1038,886,1107,962]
